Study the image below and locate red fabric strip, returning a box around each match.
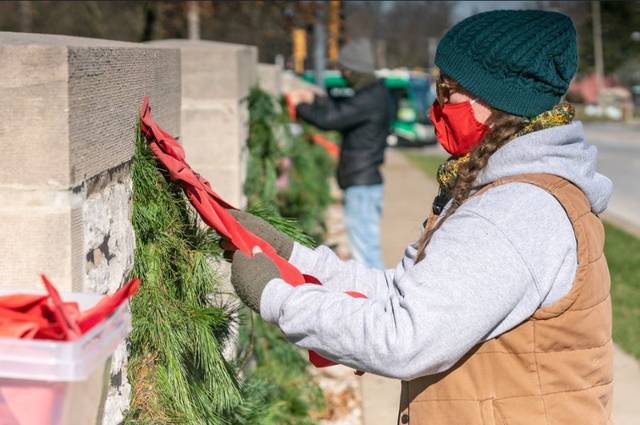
[139,96,367,369]
[0,276,139,341]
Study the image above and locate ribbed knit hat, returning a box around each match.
[435,10,577,118]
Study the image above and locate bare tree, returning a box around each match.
[345,1,453,69]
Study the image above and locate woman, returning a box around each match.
[226,10,614,424]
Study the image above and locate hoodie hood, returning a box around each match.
[476,121,613,213]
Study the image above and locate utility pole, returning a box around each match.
[427,37,439,70]
[19,1,33,33]
[187,1,201,40]
[313,2,326,88]
[592,1,604,102]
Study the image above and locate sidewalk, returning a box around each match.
[359,149,439,425]
[358,148,640,425]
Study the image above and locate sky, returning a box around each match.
[451,1,534,22]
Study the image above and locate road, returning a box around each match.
[582,122,640,232]
[417,121,640,233]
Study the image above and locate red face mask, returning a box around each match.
[429,100,490,157]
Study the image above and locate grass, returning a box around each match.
[403,151,446,180]
[404,151,640,359]
[603,222,640,359]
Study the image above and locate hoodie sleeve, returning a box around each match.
[287,241,417,300]
[259,184,577,380]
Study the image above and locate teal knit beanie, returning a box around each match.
[435,10,577,118]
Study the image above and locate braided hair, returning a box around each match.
[414,108,527,263]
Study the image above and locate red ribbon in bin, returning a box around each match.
[0,275,139,341]
[140,96,367,369]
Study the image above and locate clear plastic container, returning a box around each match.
[0,288,132,425]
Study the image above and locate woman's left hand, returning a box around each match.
[230,250,280,313]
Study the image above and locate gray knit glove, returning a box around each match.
[228,210,294,260]
[231,251,280,312]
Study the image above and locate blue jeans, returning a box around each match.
[344,184,385,269]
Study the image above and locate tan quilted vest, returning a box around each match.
[398,174,613,425]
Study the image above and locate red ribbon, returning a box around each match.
[310,133,340,159]
[0,275,139,341]
[140,96,367,368]
[285,94,298,121]
[285,95,340,159]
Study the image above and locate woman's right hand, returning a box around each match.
[221,210,294,261]
[287,89,316,106]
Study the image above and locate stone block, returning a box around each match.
[258,63,283,97]
[148,39,257,208]
[0,32,180,189]
[0,32,180,293]
[149,39,257,100]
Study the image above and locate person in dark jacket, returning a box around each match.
[289,38,395,269]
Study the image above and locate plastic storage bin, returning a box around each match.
[0,288,132,425]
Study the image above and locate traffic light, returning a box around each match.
[292,27,307,74]
[328,0,343,64]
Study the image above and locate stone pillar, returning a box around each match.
[0,32,181,424]
[281,69,323,94]
[258,62,283,97]
[148,39,258,208]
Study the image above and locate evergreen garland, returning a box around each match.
[236,87,341,424]
[244,87,284,213]
[126,86,335,424]
[245,86,335,243]
[276,122,334,243]
[127,125,268,424]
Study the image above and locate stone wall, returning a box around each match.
[0,32,180,293]
[0,32,181,425]
[148,39,258,208]
[0,30,262,424]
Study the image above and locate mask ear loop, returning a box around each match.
[470,98,494,128]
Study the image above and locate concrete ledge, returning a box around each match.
[0,32,181,293]
[0,32,180,189]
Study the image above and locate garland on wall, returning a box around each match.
[127,125,270,424]
[236,87,339,424]
[245,86,334,242]
[126,86,335,423]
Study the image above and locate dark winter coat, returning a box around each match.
[296,80,395,189]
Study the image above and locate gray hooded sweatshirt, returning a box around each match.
[259,122,613,381]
